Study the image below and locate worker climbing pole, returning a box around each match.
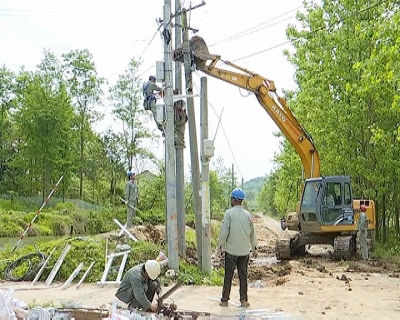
[173,89,188,148]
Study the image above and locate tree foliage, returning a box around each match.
[62,49,105,199]
[109,58,158,173]
[0,66,17,192]
[262,0,400,242]
[13,54,75,199]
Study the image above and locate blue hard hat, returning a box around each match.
[149,75,156,81]
[230,188,245,200]
[127,171,134,178]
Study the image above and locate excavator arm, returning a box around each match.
[174,36,320,179]
[200,60,320,179]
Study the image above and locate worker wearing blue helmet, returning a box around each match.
[217,188,257,309]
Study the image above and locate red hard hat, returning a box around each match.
[360,204,367,211]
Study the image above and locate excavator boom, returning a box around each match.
[174,36,320,179]
[201,61,320,179]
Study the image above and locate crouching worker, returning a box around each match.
[115,260,161,312]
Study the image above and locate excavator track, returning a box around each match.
[333,235,356,260]
[275,233,310,260]
[275,239,291,260]
[276,232,354,260]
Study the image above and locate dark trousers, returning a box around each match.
[221,252,250,302]
[128,280,158,311]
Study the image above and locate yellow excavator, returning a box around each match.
[174,36,376,260]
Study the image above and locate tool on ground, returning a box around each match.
[156,281,183,311]
[156,281,211,319]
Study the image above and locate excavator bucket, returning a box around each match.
[173,36,219,70]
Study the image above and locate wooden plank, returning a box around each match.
[97,250,131,287]
[76,261,95,290]
[31,246,57,286]
[113,219,138,242]
[116,252,129,283]
[62,262,84,290]
[108,250,131,259]
[45,243,71,286]
[98,255,114,286]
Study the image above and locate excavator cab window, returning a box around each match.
[344,182,352,205]
[321,182,343,224]
[323,182,341,207]
[300,181,320,222]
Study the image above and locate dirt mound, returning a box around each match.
[132,225,165,244]
[345,258,400,274]
[248,261,292,281]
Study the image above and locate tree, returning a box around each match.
[102,130,126,205]
[13,64,75,199]
[0,66,17,192]
[109,58,158,173]
[209,157,235,217]
[62,49,105,199]
[277,0,400,241]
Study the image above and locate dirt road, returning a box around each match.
[3,215,400,319]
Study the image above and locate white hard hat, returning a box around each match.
[145,260,161,280]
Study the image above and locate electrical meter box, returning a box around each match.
[156,61,164,81]
[156,101,165,124]
[203,139,214,158]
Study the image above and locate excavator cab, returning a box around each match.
[299,176,355,232]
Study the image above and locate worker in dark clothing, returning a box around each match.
[143,75,164,133]
[173,89,188,148]
[115,260,161,311]
[217,188,257,309]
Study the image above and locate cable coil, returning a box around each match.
[27,307,51,320]
[5,251,47,281]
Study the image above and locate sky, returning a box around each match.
[0,0,306,182]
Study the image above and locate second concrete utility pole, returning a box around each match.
[182,9,203,266]
[163,0,178,271]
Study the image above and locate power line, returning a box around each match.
[0,8,148,19]
[192,72,243,180]
[209,6,301,47]
[232,41,290,62]
[210,16,295,47]
[230,0,389,62]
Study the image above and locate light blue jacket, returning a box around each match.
[217,205,257,256]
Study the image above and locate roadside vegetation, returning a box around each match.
[0,192,227,286]
[1,0,400,286]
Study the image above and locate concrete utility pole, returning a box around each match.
[163,0,178,270]
[174,0,186,258]
[200,77,212,274]
[182,9,203,266]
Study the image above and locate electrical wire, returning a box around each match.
[208,6,301,47]
[230,0,390,62]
